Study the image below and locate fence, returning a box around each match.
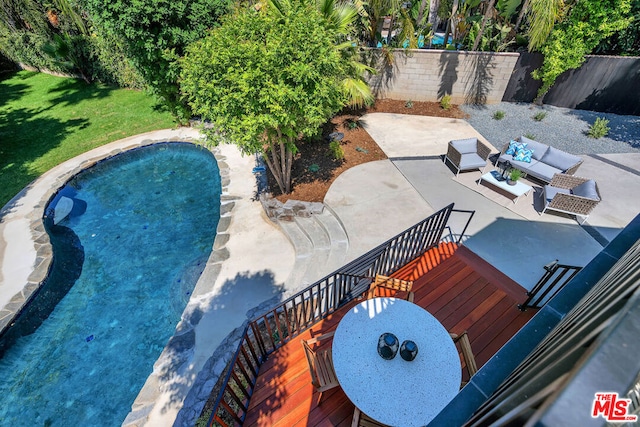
[503,52,640,116]
[206,203,474,426]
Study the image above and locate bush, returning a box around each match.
[493,110,505,120]
[533,111,547,121]
[329,140,345,160]
[524,132,537,140]
[440,94,451,110]
[346,119,360,130]
[588,117,610,138]
[405,99,413,108]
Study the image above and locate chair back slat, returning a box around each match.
[368,275,415,302]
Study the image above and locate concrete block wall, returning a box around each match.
[366,49,520,105]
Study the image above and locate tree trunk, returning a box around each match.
[472,0,496,51]
[443,0,459,48]
[514,0,530,32]
[417,0,428,28]
[427,0,440,30]
[263,143,286,194]
[262,136,294,194]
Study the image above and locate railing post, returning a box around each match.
[519,261,582,311]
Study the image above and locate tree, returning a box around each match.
[82,0,231,123]
[532,0,632,102]
[271,0,374,107]
[180,1,355,194]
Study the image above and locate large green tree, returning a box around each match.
[82,0,231,122]
[532,0,632,102]
[180,1,356,194]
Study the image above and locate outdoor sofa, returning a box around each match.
[496,136,583,183]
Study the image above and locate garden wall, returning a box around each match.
[366,49,519,105]
[503,52,640,116]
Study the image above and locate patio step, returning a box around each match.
[314,208,349,273]
[277,207,349,294]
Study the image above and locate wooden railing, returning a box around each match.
[207,203,469,426]
[518,260,583,311]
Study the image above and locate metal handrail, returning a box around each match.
[207,203,472,426]
[518,260,583,311]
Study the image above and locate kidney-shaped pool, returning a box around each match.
[0,142,221,426]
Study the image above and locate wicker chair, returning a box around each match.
[367,274,415,302]
[450,331,478,388]
[541,174,601,224]
[444,137,493,176]
[301,331,339,405]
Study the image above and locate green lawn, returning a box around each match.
[0,71,176,207]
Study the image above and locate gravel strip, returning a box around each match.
[460,102,640,155]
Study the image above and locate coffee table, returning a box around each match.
[478,170,533,204]
[332,297,461,426]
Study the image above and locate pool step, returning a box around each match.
[277,207,349,294]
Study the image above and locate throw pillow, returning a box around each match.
[505,140,527,156]
[572,180,600,200]
[514,148,534,163]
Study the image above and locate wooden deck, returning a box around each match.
[243,243,536,426]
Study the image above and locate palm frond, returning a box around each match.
[328,3,359,32]
[342,77,374,108]
[527,0,562,51]
[268,0,290,17]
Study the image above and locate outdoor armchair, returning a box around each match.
[444,137,492,176]
[541,174,601,224]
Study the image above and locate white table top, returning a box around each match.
[480,171,532,197]
[332,297,461,427]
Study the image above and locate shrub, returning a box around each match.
[405,99,413,108]
[588,117,610,138]
[533,111,547,121]
[329,140,345,160]
[440,94,452,110]
[346,119,360,130]
[493,110,505,120]
[524,132,537,140]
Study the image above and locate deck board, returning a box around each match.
[243,243,536,426]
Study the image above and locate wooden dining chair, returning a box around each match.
[449,331,478,387]
[301,331,339,405]
[351,407,389,427]
[367,274,415,302]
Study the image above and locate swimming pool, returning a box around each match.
[0,142,221,426]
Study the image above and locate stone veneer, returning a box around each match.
[366,49,519,105]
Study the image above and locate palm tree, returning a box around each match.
[270,0,374,107]
[524,0,563,51]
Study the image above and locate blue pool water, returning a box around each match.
[0,143,221,426]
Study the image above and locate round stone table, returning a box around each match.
[332,297,461,426]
